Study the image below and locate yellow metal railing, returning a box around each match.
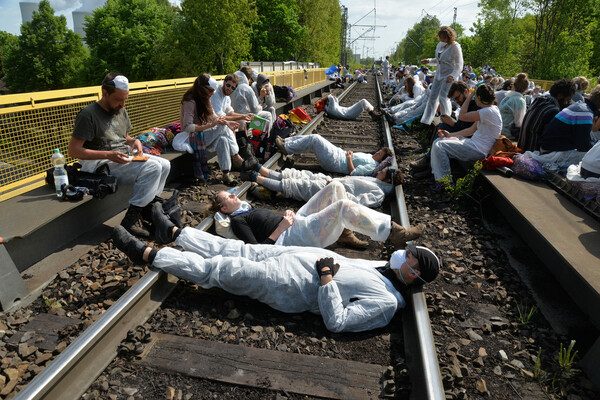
[0,68,326,201]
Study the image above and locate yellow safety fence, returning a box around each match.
[0,68,326,202]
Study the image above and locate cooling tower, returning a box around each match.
[72,11,92,39]
[19,2,39,24]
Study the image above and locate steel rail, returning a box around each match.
[375,76,445,399]
[13,82,342,400]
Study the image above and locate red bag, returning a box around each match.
[290,107,312,122]
[482,156,514,170]
[314,98,327,114]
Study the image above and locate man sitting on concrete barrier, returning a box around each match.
[274,134,392,176]
[68,72,171,238]
[111,212,439,333]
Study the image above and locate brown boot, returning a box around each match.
[337,228,368,249]
[121,205,151,238]
[388,222,424,247]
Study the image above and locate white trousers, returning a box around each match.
[430,137,487,181]
[327,98,373,120]
[203,125,239,172]
[277,181,392,248]
[284,134,348,173]
[153,227,402,332]
[421,79,453,125]
[80,154,170,207]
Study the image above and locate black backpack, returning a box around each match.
[46,163,118,199]
[273,85,295,102]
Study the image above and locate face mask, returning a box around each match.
[390,250,406,270]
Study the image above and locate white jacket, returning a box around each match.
[230,71,263,114]
[425,41,463,81]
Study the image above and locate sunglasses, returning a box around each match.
[225,83,237,90]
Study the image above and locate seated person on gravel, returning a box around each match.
[211,181,424,249]
[112,211,440,333]
[517,79,576,152]
[230,66,273,132]
[430,83,502,183]
[243,165,402,208]
[178,74,257,186]
[68,72,171,238]
[274,134,392,176]
[323,94,381,121]
[535,85,600,163]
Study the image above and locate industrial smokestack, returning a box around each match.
[19,2,40,24]
[72,11,92,39]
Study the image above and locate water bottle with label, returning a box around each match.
[51,148,69,197]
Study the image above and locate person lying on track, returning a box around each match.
[211,181,424,249]
[241,165,402,208]
[111,215,440,333]
[322,94,382,121]
[274,134,392,176]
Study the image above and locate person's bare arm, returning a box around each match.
[68,137,130,164]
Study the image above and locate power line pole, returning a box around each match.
[340,6,348,66]
[453,7,457,25]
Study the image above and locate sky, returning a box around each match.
[0,0,483,60]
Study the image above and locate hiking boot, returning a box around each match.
[151,202,176,245]
[275,136,288,155]
[249,184,273,201]
[121,205,151,238]
[412,167,432,180]
[240,155,259,171]
[409,156,430,171]
[162,190,182,228]
[111,225,148,265]
[232,157,243,169]
[388,222,424,247]
[337,228,368,249]
[382,109,395,125]
[369,109,382,121]
[222,173,237,186]
[240,170,258,182]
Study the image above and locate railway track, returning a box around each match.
[13,76,443,400]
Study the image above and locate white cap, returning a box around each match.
[113,75,129,91]
[209,76,217,90]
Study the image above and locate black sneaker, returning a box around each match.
[111,225,148,264]
[121,205,151,238]
[151,202,175,245]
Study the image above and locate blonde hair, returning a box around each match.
[572,76,589,92]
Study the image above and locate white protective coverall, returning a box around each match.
[251,82,276,122]
[210,82,235,117]
[153,227,406,332]
[420,41,463,125]
[275,181,391,248]
[270,168,392,207]
[391,89,430,125]
[325,95,374,120]
[175,100,239,172]
[230,71,273,131]
[283,134,378,176]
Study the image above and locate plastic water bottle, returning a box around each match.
[51,149,69,197]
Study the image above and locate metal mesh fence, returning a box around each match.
[0,69,325,201]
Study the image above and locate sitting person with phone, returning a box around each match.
[68,72,171,238]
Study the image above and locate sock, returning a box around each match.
[148,249,158,264]
[261,178,283,192]
[172,228,182,241]
[268,170,282,180]
[254,163,262,172]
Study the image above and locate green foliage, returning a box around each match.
[439,161,483,201]
[557,340,578,373]
[296,0,341,65]
[3,0,88,93]
[84,0,175,82]
[533,347,544,380]
[157,0,256,76]
[251,0,306,61]
[515,300,537,325]
[0,31,18,80]
[394,15,440,66]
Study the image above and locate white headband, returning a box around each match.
[113,75,129,91]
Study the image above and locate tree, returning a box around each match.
[251,0,306,61]
[157,0,256,76]
[84,0,175,82]
[296,0,341,65]
[0,31,18,81]
[3,1,88,93]
[394,15,440,66]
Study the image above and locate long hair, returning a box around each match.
[405,76,415,98]
[181,74,214,124]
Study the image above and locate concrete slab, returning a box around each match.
[481,171,600,326]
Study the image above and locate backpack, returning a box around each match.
[273,85,297,102]
[314,97,327,114]
[45,163,118,199]
[288,107,312,124]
